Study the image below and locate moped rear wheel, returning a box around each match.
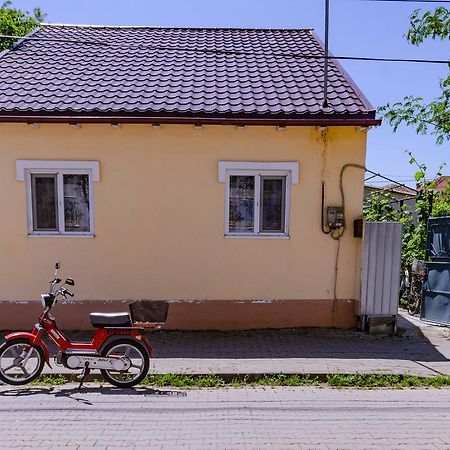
[0,338,44,385]
[100,339,149,388]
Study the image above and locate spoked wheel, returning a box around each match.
[100,339,149,388]
[0,338,45,385]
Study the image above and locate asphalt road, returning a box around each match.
[0,384,449,449]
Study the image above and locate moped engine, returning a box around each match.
[62,352,131,371]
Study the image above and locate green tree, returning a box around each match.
[379,7,450,145]
[433,184,450,216]
[363,154,448,269]
[0,1,45,51]
[363,192,399,222]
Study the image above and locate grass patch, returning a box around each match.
[32,374,71,385]
[141,373,323,388]
[143,373,227,388]
[253,373,321,387]
[325,373,450,388]
[142,373,450,389]
[28,373,450,389]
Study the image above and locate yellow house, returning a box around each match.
[0,25,380,330]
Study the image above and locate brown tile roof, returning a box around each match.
[0,25,379,124]
[382,183,417,196]
[434,176,450,192]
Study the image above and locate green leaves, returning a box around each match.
[379,90,450,145]
[433,182,450,217]
[364,154,449,271]
[379,7,450,146]
[407,7,450,45]
[0,2,46,51]
[415,171,425,182]
[363,192,399,222]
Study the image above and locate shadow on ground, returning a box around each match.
[1,313,449,362]
[148,316,448,362]
[0,385,186,402]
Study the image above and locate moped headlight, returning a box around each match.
[41,293,55,308]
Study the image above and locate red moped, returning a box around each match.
[0,262,158,388]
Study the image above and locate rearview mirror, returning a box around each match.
[55,261,61,270]
[65,278,75,286]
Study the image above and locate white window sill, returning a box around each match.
[28,233,95,238]
[225,234,290,240]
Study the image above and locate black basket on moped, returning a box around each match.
[129,300,169,329]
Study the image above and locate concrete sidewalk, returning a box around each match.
[3,310,450,378]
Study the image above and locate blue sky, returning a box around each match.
[13,0,450,185]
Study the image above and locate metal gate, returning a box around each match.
[422,217,450,325]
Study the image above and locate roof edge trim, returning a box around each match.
[0,114,382,126]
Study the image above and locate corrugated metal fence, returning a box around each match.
[361,221,403,318]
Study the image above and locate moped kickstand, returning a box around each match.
[77,361,90,390]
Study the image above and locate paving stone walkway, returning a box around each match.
[0,384,449,449]
[1,310,449,377]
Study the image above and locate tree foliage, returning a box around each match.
[407,7,450,45]
[363,192,405,222]
[433,183,450,216]
[379,7,450,145]
[364,154,449,269]
[0,1,45,51]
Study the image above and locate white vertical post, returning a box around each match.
[322,0,330,109]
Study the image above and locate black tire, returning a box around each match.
[100,338,149,388]
[0,338,45,385]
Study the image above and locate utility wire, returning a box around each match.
[356,0,450,3]
[364,177,416,184]
[0,34,448,65]
[365,168,420,192]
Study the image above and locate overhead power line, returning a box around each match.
[0,34,448,65]
[364,168,420,193]
[366,179,417,183]
[357,0,450,3]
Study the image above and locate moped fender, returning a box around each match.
[4,332,51,367]
[141,336,154,358]
[99,334,154,358]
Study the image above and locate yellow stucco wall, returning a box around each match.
[0,123,366,303]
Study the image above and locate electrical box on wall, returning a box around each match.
[354,218,364,238]
[327,207,344,229]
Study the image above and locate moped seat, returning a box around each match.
[90,312,132,328]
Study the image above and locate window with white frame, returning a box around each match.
[218,162,299,237]
[16,161,99,236]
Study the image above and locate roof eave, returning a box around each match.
[0,114,382,127]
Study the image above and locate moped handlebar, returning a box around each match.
[43,262,76,310]
[60,287,74,298]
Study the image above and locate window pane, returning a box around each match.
[260,177,285,233]
[229,176,255,233]
[31,175,58,231]
[63,174,90,232]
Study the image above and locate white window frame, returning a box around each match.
[16,160,99,237]
[218,161,299,239]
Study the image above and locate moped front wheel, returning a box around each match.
[100,339,149,388]
[0,338,44,385]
